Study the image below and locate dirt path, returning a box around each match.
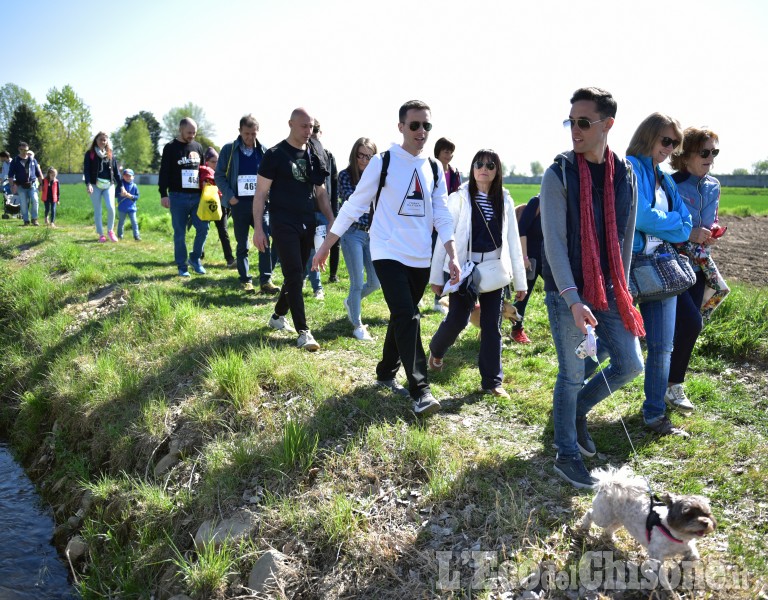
[708,215,768,288]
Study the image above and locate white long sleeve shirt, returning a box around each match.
[330,143,455,268]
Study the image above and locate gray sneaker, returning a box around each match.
[576,417,596,457]
[664,384,695,414]
[553,455,596,489]
[268,315,296,333]
[646,416,690,438]
[413,392,441,416]
[297,330,320,352]
[375,379,410,397]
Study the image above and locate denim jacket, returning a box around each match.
[671,171,720,229]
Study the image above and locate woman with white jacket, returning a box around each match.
[428,149,527,398]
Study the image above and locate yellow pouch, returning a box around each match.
[197,184,223,221]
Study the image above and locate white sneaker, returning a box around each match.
[268,315,295,333]
[297,330,320,351]
[353,325,373,341]
[664,384,695,413]
[433,300,448,315]
[314,289,325,300]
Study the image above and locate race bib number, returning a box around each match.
[181,169,198,189]
[237,174,257,197]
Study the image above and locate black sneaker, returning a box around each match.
[375,379,410,397]
[576,417,596,457]
[413,392,441,416]
[553,455,596,489]
[646,416,690,438]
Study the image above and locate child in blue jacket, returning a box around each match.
[117,168,141,240]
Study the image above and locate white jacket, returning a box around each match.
[430,183,527,292]
[330,144,455,268]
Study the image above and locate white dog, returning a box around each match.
[579,466,716,561]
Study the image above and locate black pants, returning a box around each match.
[213,208,234,264]
[512,259,542,330]
[669,271,706,383]
[329,240,340,279]
[272,220,314,333]
[373,259,431,399]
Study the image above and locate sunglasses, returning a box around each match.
[356,152,373,161]
[697,148,720,159]
[563,117,607,130]
[473,161,496,170]
[660,136,680,148]
[404,121,433,132]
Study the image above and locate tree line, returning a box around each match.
[0,82,218,174]
[2,81,768,177]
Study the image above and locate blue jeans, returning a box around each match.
[545,290,643,460]
[44,200,57,223]
[169,192,209,268]
[305,211,326,292]
[339,226,379,326]
[17,186,39,222]
[117,211,140,239]
[638,296,677,424]
[430,286,504,390]
[89,186,115,235]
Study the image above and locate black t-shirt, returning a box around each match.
[258,140,316,225]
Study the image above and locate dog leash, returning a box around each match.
[582,327,680,542]
[580,326,657,495]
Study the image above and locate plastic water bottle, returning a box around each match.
[314,224,326,250]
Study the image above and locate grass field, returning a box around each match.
[0,184,767,599]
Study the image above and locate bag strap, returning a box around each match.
[367,150,391,226]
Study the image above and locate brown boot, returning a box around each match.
[32,219,40,226]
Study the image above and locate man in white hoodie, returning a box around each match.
[313,100,461,416]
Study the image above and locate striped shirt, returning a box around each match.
[471,191,502,252]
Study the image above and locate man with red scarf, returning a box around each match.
[540,87,645,489]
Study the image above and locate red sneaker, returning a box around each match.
[511,328,531,344]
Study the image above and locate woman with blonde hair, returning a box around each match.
[83,131,122,242]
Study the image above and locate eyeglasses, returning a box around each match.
[473,161,496,170]
[660,136,680,148]
[404,121,433,132]
[563,117,607,130]
[697,148,720,158]
[357,152,373,161]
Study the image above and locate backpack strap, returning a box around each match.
[428,156,439,188]
[367,150,390,226]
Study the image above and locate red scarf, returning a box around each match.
[578,150,645,337]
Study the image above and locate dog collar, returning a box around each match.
[646,494,684,544]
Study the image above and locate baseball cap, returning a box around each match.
[123,168,135,177]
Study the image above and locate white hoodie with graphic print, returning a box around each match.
[330,143,455,268]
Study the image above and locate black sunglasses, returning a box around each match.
[660,136,680,148]
[404,121,433,132]
[356,152,373,161]
[697,148,720,159]
[473,161,496,170]
[563,117,607,130]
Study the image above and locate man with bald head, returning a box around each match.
[159,117,208,277]
[253,108,334,351]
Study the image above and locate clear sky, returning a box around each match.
[4,0,766,176]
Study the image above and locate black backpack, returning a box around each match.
[368,150,440,226]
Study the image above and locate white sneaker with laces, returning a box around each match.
[664,384,695,413]
[268,315,295,333]
[297,330,320,351]
[353,325,373,341]
[314,289,325,300]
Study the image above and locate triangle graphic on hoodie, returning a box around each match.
[398,169,426,217]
